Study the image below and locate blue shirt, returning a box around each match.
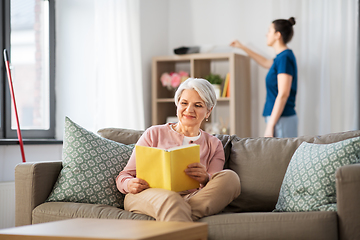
[263,49,297,117]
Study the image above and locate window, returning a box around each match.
[0,0,55,139]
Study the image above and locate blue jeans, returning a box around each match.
[265,114,298,138]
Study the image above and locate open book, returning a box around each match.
[135,144,200,192]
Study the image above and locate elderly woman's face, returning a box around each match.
[177,89,210,128]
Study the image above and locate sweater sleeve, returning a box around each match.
[115,128,153,194]
[198,136,225,188]
[207,138,225,178]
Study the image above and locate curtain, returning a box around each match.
[272,0,358,136]
[93,0,145,131]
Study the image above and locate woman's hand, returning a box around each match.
[185,163,209,186]
[230,40,273,69]
[127,178,149,194]
[264,123,275,137]
[230,39,244,50]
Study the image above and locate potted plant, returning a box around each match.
[205,73,223,98]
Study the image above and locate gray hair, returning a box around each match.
[174,78,217,110]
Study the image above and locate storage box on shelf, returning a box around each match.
[152,52,251,137]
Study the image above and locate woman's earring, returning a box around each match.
[206,118,209,122]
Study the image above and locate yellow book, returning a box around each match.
[136,144,200,192]
[222,73,230,97]
[226,73,230,97]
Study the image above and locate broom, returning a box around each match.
[3,49,26,163]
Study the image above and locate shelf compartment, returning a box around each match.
[152,102,177,126]
[152,53,251,137]
[154,60,190,99]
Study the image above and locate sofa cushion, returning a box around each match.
[46,117,134,208]
[274,137,360,212]
[224,130,360,213]
[224,136,314,213]
[199,211,337,240]
[32,202,154,224]
[214,134,235,166]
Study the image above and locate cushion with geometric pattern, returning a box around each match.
[274,136,360,212]
[46,117,134,208]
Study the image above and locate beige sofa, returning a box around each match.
[15,128,360,240]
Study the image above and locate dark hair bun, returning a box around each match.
[288,17,296,26]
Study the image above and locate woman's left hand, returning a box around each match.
[185,162,209,185]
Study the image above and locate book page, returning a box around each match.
[136,144,200,192]
[166,144,198,152]
[170,145,200,191]
[136,145,171,190]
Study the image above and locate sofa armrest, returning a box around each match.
[336,163,360,240]
[15,161,62,226]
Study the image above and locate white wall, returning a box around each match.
[139,0,169,128]
[139,0,306,136]
[138,0,274,136]
[55,0,97,138]
[138,0,282,136]
[0,144,62,182]
[159,0,358,137]
[167,0,277,136]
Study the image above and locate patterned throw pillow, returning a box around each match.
[46,117,134,208]
[274,136,360,212]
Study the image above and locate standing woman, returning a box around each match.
[230,17,298,138]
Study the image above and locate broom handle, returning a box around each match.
[3,49,26,163]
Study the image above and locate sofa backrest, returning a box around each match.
[97,128,144,145]
[224,130,360,213]
[98,127,360,213]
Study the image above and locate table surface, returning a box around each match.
[0,218,207,240]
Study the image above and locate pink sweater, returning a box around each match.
[116,123,225,194]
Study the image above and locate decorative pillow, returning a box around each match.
[46,117,134,208]
[274,136,360,212]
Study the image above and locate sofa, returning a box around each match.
[15,127,360,240]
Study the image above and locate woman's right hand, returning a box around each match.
[127,178,149,194]
[230,39,244,50]
[230,39,272,69]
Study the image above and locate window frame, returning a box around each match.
[358,0,360,130]
[0,0,56,139]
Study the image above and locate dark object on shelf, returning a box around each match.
[174,46,200,55]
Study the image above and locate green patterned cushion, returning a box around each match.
[46,117,134,208]
[274,136,360,212]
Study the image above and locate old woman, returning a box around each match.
[116,78,240,222]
